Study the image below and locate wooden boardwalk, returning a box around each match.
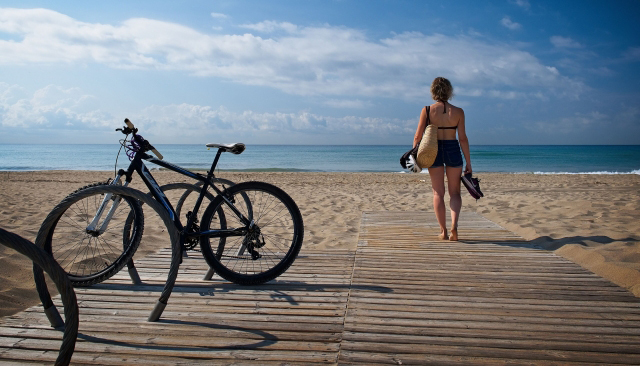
[1,211,639,365]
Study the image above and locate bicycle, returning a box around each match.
[35,119,304,288]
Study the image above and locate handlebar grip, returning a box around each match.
[151,148,163,160]
[124,118,135,129]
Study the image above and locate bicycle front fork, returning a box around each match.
[85,174,129,234]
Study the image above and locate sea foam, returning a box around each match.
[532,169,640,175]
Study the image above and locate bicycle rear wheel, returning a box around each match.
[199,181,303,285]
[37,185,144,286]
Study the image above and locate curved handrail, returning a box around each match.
[0,228,78,366]
[32,186,182,322]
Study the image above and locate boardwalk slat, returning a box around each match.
[336,211,640,365]
[1,211,638,365]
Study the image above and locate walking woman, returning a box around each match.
[413,77,471,241]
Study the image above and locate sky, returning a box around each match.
[0,0,639,145]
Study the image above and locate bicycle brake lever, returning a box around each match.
[117,126,136,135]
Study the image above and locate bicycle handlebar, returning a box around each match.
[117,118,164,160]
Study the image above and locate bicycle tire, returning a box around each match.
[173,178,252,223]
[153,182,227,252]
[174,178,233,218]
[36,183,145,287]
[72,181,145,257]
[158,182,216,225]
[199,181,303,285]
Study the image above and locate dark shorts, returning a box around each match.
[430,140,463,168]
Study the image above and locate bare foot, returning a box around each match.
[449,228,458,241]
[438,229,448,240]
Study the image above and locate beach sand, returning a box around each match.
[1,170,639,316]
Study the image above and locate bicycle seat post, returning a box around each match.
[208,149,224,178]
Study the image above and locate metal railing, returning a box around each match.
[0,228,79,366]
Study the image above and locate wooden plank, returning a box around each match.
[345,324,640,345]
[338,350,603,366]
[336,211,640,365]
[339,340,640,364]
[0,245,354,365]
[1,211,639,365]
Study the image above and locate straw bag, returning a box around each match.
[416,106,438,168]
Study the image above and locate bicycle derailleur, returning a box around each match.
[244,221,265,260]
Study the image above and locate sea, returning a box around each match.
[0,144,638,175]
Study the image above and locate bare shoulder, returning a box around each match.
[449,103,463,113]
[449,103,464,118]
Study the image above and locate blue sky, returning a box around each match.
[0,0,639,145]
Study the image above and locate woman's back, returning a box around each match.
[430,101,463,141]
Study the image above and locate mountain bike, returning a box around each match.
[36,119,304,287]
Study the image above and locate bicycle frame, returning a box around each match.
[88,145,251,248]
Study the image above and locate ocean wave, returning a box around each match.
[531,169,640,175]
[399,170,640,175]
[218,167,322,172]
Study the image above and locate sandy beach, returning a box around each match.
[1,170,639,317]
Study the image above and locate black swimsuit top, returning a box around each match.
[435,101,457,129]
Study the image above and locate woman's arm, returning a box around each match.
[413,107,427,148]
[457,109,472,174]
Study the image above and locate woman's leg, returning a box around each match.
[428,166,447,239]
[446,166,463,241]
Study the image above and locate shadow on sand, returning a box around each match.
[458,235,638,251]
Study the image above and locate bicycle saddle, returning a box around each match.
[206,143,246,155]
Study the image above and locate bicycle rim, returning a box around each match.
[46,190,142,282]
[200,182,303,284]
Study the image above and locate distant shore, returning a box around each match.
[1,171,639,317]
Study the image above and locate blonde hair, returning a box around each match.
[430,77,454,102]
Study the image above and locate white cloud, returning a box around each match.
[0,8,585,101]
[500,16,522,30]
[488,90,523,99]
[134,103,413,139]
[323,99,370,109]
[621,47,640,62]
[529,111,607,134]
[511,0,531,10]
[0,82,26,105]
[588,66,614,76]
[0,83,112,128]
[240,20,298,33]
[550,36,583,49]
[0,83,413,141]
[210,12,228,19]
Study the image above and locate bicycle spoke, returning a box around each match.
[47,191,142,280]
[201,183,302,283]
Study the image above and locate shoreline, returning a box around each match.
[1,169,639,174]
[1,171,639,317]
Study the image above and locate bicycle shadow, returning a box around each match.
[78,280,391,352]
[92,280,393,306]
[76,318,278,352]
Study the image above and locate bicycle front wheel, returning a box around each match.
[37,185,144,286]
[199,181,303,285]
